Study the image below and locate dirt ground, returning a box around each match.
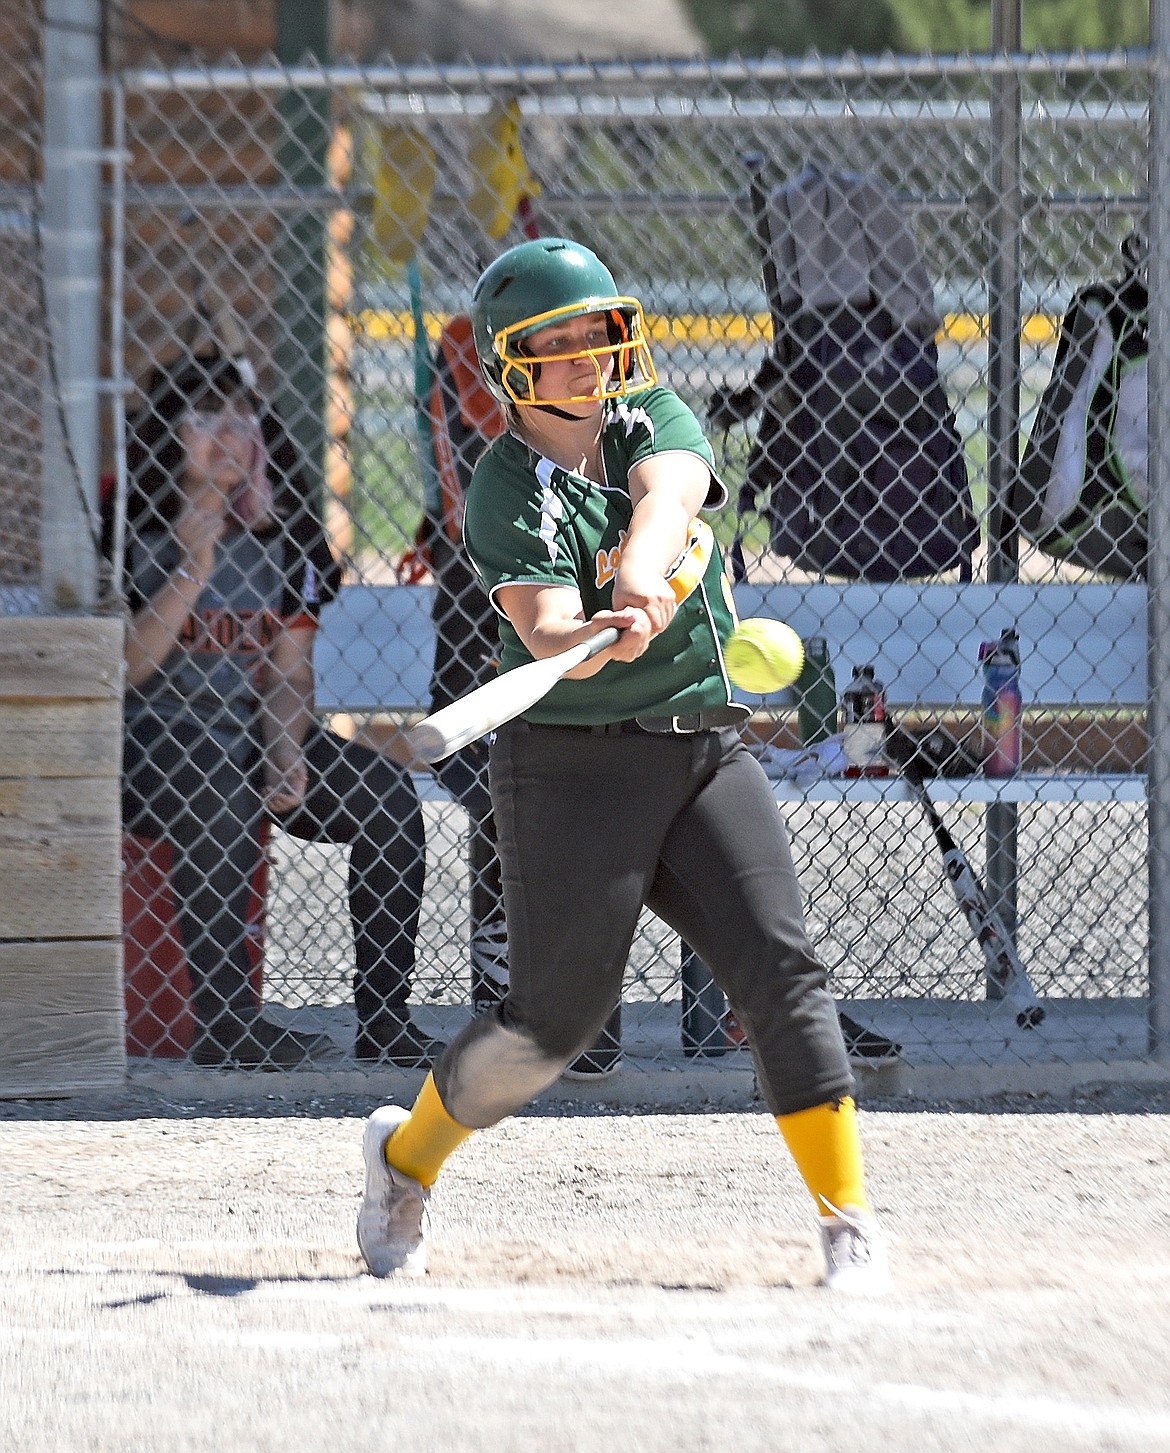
[2,1082,1169,1453]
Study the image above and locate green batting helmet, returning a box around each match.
[470,237,656,408]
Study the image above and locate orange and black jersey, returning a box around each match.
[124,521,335,745]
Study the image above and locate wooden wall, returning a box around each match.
[0,617,126,1097]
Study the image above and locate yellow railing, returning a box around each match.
[351,309,1062,349]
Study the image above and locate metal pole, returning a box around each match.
[40,0,103,612]
[109,78,128,600]
[275,0,331,512]
[984,0,1024,994]
[1148,0,1170,1059]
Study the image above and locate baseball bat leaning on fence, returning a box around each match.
[904,772,1045,1028]
[407,518,714,764]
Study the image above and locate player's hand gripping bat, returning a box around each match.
[905,773,1045,1028]
[406,517,714,764]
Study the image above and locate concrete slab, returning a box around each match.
[118,996,1170,1110]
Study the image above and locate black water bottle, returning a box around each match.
[842,665,889,777]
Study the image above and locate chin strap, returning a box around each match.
[525,401,586,422]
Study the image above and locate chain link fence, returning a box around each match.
[0,2,43,608]
[14,48,1160,1076]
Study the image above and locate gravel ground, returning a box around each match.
[2,1083,1169,1452]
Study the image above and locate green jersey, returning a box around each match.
[463,386,742,725]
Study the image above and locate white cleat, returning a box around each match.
[357,1105,429,1278]
[819,1203,894,1295]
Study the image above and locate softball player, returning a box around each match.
[358,237,892,1293]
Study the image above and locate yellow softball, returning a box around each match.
[725,618,805,694]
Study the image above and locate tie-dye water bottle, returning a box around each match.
[980,630,1022,777]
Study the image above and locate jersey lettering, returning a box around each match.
[179,606,280,656]
[595,529,629,590]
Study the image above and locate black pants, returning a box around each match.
[433,721,852,1125]
[122,717,426,1032]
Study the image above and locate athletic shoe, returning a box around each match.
[357,1105,429,1278]
[819,1203,894,1295]
[839,1012,903,1067]
[470,920,509,1013]
[561,1007,622,1081]
[355,1016,446,1068]
[561,1044,623,1080]
[191,1014,333,1070]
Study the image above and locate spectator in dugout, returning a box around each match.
[116,349,443,1069]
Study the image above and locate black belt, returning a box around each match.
[535,706,746,737]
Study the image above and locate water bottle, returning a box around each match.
[796,636,838,746]
[842,665,889,777]
[980,629,1023,777]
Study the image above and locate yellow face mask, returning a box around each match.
[492,299,658,408]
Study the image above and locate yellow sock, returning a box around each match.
[384,1073,475,1188]
[776,1096,870,1218]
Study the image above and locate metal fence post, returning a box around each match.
[40,0,102,611]
[984,3,1024,995]
[1148,1,1170,1060]
[275,1,330,508]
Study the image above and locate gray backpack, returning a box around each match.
[728,166,977,582]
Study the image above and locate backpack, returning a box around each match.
[1013,234,1148,580]
[732,166,977,583]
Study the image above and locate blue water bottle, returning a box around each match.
[980,629,1022,777]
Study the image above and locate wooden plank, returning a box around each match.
[0,851,121,937]
[0,617,124,701]
[0,939,123,1014]
[0,775,119,835]
[0,850,121,937]
[0,699,122,778]
[0,1013,126,1097]
[0,940,125,1098]
[0,776,120,938]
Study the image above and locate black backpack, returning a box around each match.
[720,166,977,583]
[1013,234,1148,580]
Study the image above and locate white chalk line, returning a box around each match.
[401,1332,1170,1439]
[3,1277,1167,1439]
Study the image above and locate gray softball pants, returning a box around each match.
[432,720,854,1125]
